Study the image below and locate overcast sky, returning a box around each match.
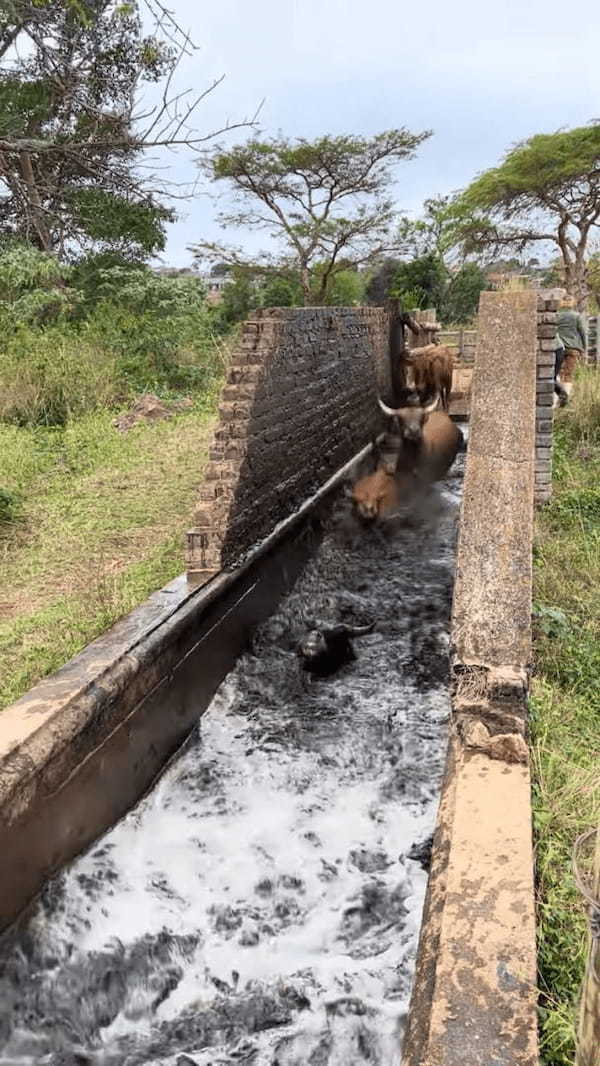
[142,0,600,269]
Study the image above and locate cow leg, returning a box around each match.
[560,348,581,397]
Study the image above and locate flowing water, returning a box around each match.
[0,441,465,1066]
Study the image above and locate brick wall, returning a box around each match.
[186,306,390,582]
[535,293,557,505]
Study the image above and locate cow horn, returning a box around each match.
[378,397,401,417]
[423,394,439,414]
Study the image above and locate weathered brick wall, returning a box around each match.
[535,293,557,505]
[187,306,390,582]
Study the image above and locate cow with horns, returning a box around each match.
[350,396,463,525]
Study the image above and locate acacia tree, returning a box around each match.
[0,0,255,257]
[450,124,600,308]
[397,194,457,262]
[191,129,431,304]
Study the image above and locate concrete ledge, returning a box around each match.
[402,291,539,1066]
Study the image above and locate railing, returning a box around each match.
[437,328,477,366]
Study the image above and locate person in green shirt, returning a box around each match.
[556,295,587,399]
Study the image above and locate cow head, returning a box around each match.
[352,466,397,524]
[378,393,438,444]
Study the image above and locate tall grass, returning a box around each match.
[532,368,600,1066]
[0,328,122,426]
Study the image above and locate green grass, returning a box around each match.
[0,394,217,710]
[531,369,600,1066]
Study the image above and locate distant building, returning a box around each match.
[152,265,228,303]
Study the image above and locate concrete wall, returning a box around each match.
[402,290,540,1066]
[187,307,390,582]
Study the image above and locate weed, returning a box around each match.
[532,370,600,1065]
[0,487,21,527]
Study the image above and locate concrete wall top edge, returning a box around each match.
[0,570,225,806]
[451,291,536,671]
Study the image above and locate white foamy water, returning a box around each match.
[0,443,465,1066]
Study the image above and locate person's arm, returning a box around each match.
[577,313,587,351]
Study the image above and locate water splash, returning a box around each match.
[0,446,465,1066]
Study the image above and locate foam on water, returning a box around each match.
[0,440,465,1066]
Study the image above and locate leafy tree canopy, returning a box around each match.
[389,253,447,312]
[0,1,254,259]
[191,129,431,304]
[443,262,489,324]
[451,124,600,306]
[397,195,456,262]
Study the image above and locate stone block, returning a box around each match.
[536,365,554,379]
[224,441,248,461]
[202,465,221,482]
[536,352,556,367]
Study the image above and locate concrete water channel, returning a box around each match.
[0,291,550,1065]
[0,451,465,1065]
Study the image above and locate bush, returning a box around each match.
[0,253,226,425]
[0,328,122,426]
[0,487,21,526]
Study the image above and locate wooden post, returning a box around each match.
[459,328,465,365]
[575,827,600,1066]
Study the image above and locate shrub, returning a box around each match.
[0,487,21,526]
[0,256,226,425]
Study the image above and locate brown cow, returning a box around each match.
[352,462,419,524]
[405,344,454,412]
[351,411,463,525]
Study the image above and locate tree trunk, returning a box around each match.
[574,250,589,312]
[18,151,52,253]
[300,265,311,306]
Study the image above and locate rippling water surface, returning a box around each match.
[0,444,465,1066]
